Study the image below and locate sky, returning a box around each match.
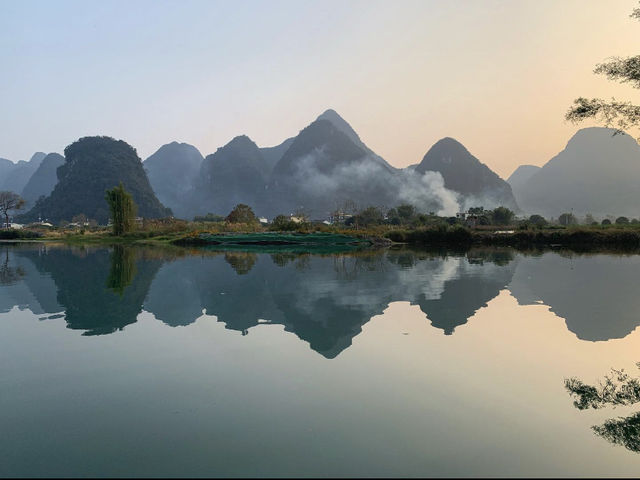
[0,0,638,178]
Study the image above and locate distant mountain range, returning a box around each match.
[7,113,640,224]
[17,136,170,224]
[143,141,203,219]
[21,153,65,208]
[144,109,495,220]
[415,137,518,212]
[267,114,399,218]
[508,127,640,218]
[1,152,47,194]
[195,135,271,217]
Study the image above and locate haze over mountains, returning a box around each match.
[508,128,640,219]
[416,138,519,212]
[1,152,47,194]
[21,153,65,208]
[143,141,203,219]
[2,111,640,223]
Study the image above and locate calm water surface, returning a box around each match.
[2,244,640,477]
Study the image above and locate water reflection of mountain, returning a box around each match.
[408,252,516,335]
[22,245,640,355]
[509,252,640,341]
[145,248,517,357]
[0,245,61,315]
[14,246,162,335]
[7,245,640,355]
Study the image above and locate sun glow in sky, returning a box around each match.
[1,0,638,177]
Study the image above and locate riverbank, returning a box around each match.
[385,225,640,249]
[4,223,640,250]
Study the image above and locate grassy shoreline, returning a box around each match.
[4,223,640,251]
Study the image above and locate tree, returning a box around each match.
[528,214,548,227]
[270,214,298,231]
[0,191,25,228]
[386,208,400,225]
[353,206,384,227]
[602,218,612,225]
[193,213,224,223]
[105,183,137,235]
[616,216,630,225]
[225,204,257,224]
[397,204,416,223]
[566,3,640,134]
[468,206,485,215]
[490,206,515,226]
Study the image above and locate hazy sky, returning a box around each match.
[1,0,638,177]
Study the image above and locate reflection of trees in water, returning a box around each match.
[466,248,515,266]
[566,366,640,410]
[0,248,25,285]
[15,246,162,336]
[270,252,298,267]
[224,252,257,275]
[106,246,137,295]
[594,412,640,453]
[332,252,388,280]
[13,244,518,355]
[565,364,640,452]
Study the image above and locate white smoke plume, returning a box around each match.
[287,148,461,216]
[397,169,460,216]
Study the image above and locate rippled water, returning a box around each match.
[2,244,640,477]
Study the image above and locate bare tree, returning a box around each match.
[0,191,25,229]
[566,2,640,134]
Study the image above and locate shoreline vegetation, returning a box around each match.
[4,197,640,251]
[4,219,640,252]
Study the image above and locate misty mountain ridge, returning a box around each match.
[511,127,640,218]
[259,137,295,173]
[0,152,47,194]
[144,141,204,219]
[6,109,522,222]
[316,109,396,173]
[415,137,519,212]
[268,117,402,217]
[193,134,270,216]
[507,165,540,196]
[21,153,65,207]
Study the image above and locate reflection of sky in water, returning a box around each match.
[2,245,640,476]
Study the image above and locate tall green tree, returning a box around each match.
[105,183,137,235]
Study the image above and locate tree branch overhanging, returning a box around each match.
[565,97,640,132]
[594,56,640,89]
